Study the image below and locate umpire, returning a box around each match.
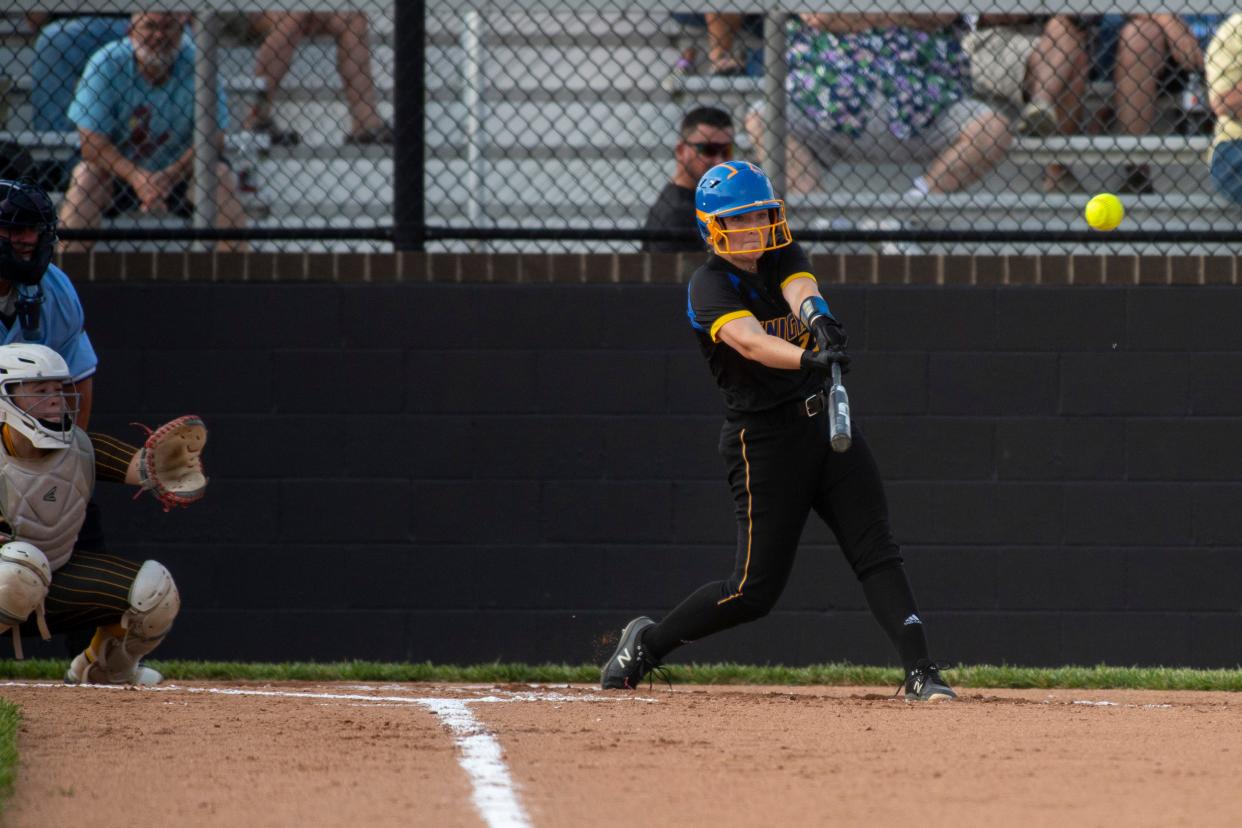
[603,161,955,701]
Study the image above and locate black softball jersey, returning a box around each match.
[686,241,825,414]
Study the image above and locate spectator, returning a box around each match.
[642,106,734,252]
[672,14,762,77]
[245,13,391,146]
[57,12,245,252]
[1206,14,1242,206]
[1113,14,1224,193]
[965,15,1090,192]
[30,16,129,133]
[752,14,1011,196]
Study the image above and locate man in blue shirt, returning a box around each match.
[58,13,245,251]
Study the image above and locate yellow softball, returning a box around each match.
[1085,193,1124,231]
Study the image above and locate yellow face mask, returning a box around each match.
[697,204,793,256]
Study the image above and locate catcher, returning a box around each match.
[0,343,206,685]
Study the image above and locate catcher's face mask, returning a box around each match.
[2,379,78,448]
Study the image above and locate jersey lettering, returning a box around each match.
[760,312,811,348]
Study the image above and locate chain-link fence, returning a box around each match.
[1,4,396,252]
[2,2,1241,253]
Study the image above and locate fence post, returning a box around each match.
[762,11,787,195]
[192,12,221,249]
[394,0,427,251]
[462,10,486,250]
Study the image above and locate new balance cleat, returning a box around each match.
[903,659,956,702]
[600,616,661,690]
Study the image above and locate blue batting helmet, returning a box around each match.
[694,161,792,255]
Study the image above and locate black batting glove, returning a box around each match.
[811,316,848,352]
[800,347,850,374]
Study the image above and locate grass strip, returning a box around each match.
[0,699,19,816]
[0,660,1240,690]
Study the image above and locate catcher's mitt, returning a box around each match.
[133,415,208,511]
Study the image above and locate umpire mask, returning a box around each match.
[0,180,57,287]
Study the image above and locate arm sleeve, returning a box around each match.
[688,270,753,343]
[67,48,119,138]
[89,431,140,484]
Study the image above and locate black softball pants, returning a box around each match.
[643,403,908,660]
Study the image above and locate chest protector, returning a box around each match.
[0,429,94,571]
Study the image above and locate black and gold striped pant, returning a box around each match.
[20,551,141,637]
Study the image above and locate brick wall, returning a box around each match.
[32,253,1242,668]
[50,250,1240,285]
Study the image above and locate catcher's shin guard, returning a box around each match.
[65,560,179,686]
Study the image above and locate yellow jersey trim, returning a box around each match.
[709,310,754,342]
[780,271,815,290]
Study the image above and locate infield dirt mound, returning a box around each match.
[2,682,1238,827]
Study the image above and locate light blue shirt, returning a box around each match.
[68,37,228,172]
[1,266,98,383]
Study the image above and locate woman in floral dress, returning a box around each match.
[751,14,1012,195]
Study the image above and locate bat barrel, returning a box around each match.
[828,361,852,453]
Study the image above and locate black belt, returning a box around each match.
[800,389,827,417]
[729,389,827,426]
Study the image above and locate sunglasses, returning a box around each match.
[686,141,734,158]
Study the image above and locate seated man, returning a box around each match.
[58,12,245,251]
[750,14,1011,196]
[0,343,206,684]
[643,106,734,252]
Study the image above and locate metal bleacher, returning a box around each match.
[2,10,1239,253]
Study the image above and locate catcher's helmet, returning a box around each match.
[0,343,77,448]
[0,180,57,287]
[694,161,792,256]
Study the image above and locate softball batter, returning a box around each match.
[601,161,954,701]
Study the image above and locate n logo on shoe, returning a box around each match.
[616,648,632,668]
[42,487,56,502]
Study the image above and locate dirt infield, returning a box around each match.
[2,681,1240,827]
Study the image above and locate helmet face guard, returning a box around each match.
[0,181,57,287]
[699,203,793,256]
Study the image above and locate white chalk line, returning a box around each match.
[420,698,533,828]
[0,681,651,828]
